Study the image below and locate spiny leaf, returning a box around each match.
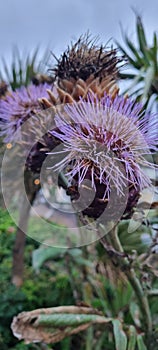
[0,47,50,89]
[136,16,148,57]
[117,14,158,111]
[141,65,155,101]
[123,34,146,66]
[11,62,17,87]
[116,41,142,69]
[151,32,158,73]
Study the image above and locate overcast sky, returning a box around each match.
[0,0,158,68]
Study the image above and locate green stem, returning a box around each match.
[100,226,152,336]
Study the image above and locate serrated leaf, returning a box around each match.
[127,326,137,350]
[112,319,127,350]
[137,334,147,350]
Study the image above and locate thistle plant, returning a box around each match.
[0,34,158,349]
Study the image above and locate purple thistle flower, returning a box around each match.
[50,94,158,218]
[0,83,50,142]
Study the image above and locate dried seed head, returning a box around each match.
[36,34,122,109]
[52,33,121,82]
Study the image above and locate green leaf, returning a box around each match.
[32,246,67,272]
[11,62,17,88]
[118,73,138,80]
[116,41,142,69]
[0,47,50,89]
[38,313,108,327]
[129,302,141,328]
[68,249,93,267]
[112,319,127,350]
[127,326,137,350]
[152,32,158,73]
[68,248,82,257]
[123,35,146,66]
[137,334,147,350]
[136,16,148,57]
[141,65,155,101]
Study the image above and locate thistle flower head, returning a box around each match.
[50,94,158,218]
[38,34,121,108]
[0,83,50,142]
[52,33,120,82]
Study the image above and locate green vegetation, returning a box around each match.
[117,13,158,110]
[1,208,158,349]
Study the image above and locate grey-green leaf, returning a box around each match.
[32,246,67,272]
[137,334,147,350]
[141,65,155,101]
[127,326,137,350]
[112,319,127,350]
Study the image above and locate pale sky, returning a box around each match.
[0,0,157,68]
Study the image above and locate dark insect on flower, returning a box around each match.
[0,81,8,98]
[31,74,55,86]
[0,83,51,142]
[49,94,158,219]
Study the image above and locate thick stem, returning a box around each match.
[12,170,40,287]
[100,226,152,335]
[12,197,31,287]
